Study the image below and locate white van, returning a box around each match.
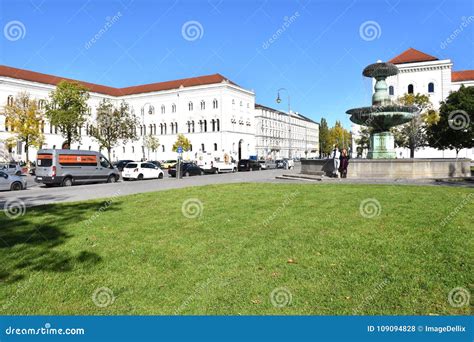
[35,149,120,187]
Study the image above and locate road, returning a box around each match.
[0,167,300,208]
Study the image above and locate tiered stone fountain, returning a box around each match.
[297,61,471,179]
[346,62,418,158]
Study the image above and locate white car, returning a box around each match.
[0,171,27,191]
[122,162,164,181]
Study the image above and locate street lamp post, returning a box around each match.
[140,103,154,161]
[276,88,292,159]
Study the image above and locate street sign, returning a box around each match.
[177,146,183,154]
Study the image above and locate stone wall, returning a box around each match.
[301,158,471,179]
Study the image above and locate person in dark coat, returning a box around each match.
[338,148,349,178]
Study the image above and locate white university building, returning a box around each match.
[352,48,474,159]
[0,65,319,163]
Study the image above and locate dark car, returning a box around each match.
[275,160,285,169]
[114,159,134,172]
[149,160,162,169]
[168,162,204,177]
[238,159,261,171]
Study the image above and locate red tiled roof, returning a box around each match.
[389,48,439,64]
[452,70,474,82]
[0,65,237,96]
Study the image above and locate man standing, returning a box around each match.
[332,145,340,178]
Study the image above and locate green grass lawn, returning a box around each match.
[1,183,472,315]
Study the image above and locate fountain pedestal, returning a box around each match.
[367,132,396,159]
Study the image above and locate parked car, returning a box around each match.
[28,162,36,175]
[149,160,163,169]
[265,160,278,169]
[162,160,178,169]
[0,163,22,176]
[122,162,164,180]
[238,159,261,171]
[284,158,295,169]
[35,149,120,187]
[0,171,27,191]
[114,159,134,172]
[168,162,204,177]
[275,160,285,169]
[201,160,236,174]
[258,160,267,170]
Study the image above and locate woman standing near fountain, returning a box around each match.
[339,148,349,178]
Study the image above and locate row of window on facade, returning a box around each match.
[388,82,435,96]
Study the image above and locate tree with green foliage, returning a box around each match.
[45,80,90,147]
[355,126,372,157]
[172,134,192,152]
[89,99,139,161]
[319,118,331,157]
[144,135,160,160]
[3,92,44,162]
[391,93,436,158]
[426,85,474,156]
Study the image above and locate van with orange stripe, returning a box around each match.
[35,149,120,187]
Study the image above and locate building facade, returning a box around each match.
[0,65,294,163]
[352,48,474,159]
[255,104,319,159]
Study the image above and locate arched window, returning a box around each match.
[201,143,205,152]
[214,143,217,151]
[408,84,414,94]
[213,99,218,109]
[7,95,13,106]
[175,122,178,133]
[164,123,167,135]
[199,120,203,132]
[38,99,45,110]
[4,118,9,131]
[428,82,434,93]
[200,100,205,110]
[172,104,176,113]
[191,121,195,133]
[153,124,157,135]
[162,145,165,152]
[148,105,154,115]
[161,105,165,114]
[149,124,153,135]
[160,123,163,135]
[187,121,191,133]
[211,119,216,132]
[189,144,192,152]
[216,119,220,131]
[188,102,193,111]
[204,120,207,132]
[389,86,394,96]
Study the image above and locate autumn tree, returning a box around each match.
[3,92,44,162]
[329,121,351,150]
[45,80,90,147]
[426,85,474,156]
[355,126,372,157]
[172,134,192,152]
[89,99,139,161]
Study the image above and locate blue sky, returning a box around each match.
[0,0,473,128]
